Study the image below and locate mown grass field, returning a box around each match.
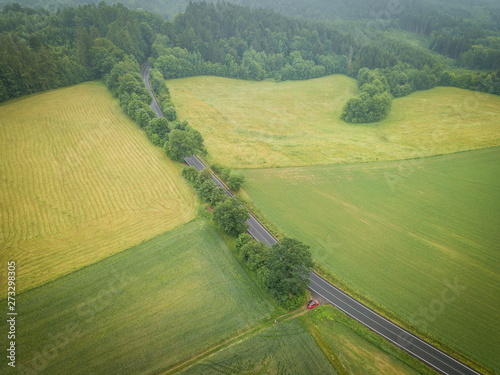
[239,147,500,373]
[168,76,500,169]
[0,82,197,296]
[8,219,277,375]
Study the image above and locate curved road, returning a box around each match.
[141,62,483,375]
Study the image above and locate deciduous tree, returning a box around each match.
[212,198,249,237]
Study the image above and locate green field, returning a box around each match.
[178,317,337,375]
[168,76,500,169]
[8,219,278,374]
[307,306,437,375]
[0,82,197,296]
[3,210,434,375]
[178,306,437,375]
[239,147,500,373]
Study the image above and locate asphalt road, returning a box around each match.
[184,155,277,246]
[142,62,483,375]
[141,61,164,118]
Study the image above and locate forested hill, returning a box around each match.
[0,3,162,101]
[1,0,499,30]
[1,1,499,121]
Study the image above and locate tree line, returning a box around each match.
[147,1,499,123]
[1,1,499,123]
[0,2,162,101]
[182,164,313,309]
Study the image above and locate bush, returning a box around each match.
[228,174,245,191]
[164,106,177,121]
[221,168,231,181]
[241,241,269,271]
[236,233,253,251]
[195,169,212,188]
[211,163,225,174]
[182,166,199,182]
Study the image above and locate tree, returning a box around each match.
[209,187,228,207]
[90,38,124,77]
[264,238,313,307]
[212,198,249,237]
[198,179,217,203]
[241,241,269,271]
[163,106,177,121]
[147,117,170,140]
[227,174,245,191]
[135,108,152,128]
[195,168,212,187]
[182,166,199,182]
[165,129,198,161]
[236,233,253,251]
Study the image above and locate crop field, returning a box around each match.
[178,317,337,375]
[9,219,278,375]
[178,307,435,375]
[239,147,500,372]
[0,82,197,296]
[307,306,437,375]
[168,76,500,169]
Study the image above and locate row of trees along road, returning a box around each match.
[183,165,314,309]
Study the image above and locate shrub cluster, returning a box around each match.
[210,163,245,192]
[236,234,314,309]
[182,166,249,237]
[341,68,392,123]
[342,64,500,123]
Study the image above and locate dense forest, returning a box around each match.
[2,0,499,29]
[1,1,499,123]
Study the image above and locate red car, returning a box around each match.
[307,300,319,309]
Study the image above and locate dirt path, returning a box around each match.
[158,307,309,375]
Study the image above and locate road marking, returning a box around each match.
[309,284,455,375]
[145,65,481,375]
[309,274,481,375]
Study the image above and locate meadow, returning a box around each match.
[8,219,278,375]
[0,82,197,296]
[306,306,437,375]
[168,76,500,169]
[239,147,500,373]
[178,306,437,375]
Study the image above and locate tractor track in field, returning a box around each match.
[157,309,309,375]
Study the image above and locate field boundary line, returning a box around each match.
[226,145,500,172]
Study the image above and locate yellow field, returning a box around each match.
[168,76,500,168]
[0,82,197,296]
